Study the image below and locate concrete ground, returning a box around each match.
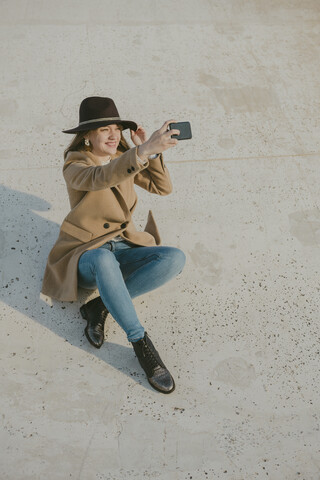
[1,1,320,479]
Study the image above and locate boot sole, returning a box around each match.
[80,305,103,349]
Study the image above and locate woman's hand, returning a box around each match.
[137,120,180,161]
[130,125,148,146]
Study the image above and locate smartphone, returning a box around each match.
[168,121,192,140]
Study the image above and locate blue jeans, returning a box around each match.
[77,240,186,342]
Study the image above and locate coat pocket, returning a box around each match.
[60,220,93,243]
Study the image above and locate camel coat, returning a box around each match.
[40,146,172,302]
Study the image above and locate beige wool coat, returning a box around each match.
[40,146,173,302]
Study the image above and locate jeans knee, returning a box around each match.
[92,248,119,273]
[176,248,186,273]
[166,247,186,275]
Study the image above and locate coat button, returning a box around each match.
[131,166,135,171]
[127,168,131,173]
[103,223,110,229]
[120,222,127,229]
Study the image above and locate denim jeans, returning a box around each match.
[77,239,186,342]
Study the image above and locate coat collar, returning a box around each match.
[83,149,112,166]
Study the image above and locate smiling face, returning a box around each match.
[85,124,123,158]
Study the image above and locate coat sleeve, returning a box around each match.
[63,147,148,191]
[134,153,173,195]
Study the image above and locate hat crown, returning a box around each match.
[62,96,137,133]
[79,96,120,123]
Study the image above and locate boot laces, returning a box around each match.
[141,342,160,370]
[96,308,108,327]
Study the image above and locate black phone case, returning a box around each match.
[168,121,192,140]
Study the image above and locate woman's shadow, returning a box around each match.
[0,185,152,390]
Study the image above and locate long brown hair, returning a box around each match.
[63,126,131,160]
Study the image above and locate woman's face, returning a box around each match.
[85,124,123,157]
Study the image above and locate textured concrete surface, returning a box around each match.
[1,1,320,479]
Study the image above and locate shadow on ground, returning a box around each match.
[0,185,154,391]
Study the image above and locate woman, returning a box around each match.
[41,96,186,394]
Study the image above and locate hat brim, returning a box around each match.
[62,119,138,134]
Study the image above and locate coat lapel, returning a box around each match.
[112,185,131,219]
[86,150,132,219]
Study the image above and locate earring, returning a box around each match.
[84,139,90,146]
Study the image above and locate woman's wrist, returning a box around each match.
[137,143,149,159]
[137,143,160,160]
[136,145,149,163]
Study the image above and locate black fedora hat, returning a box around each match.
[62,96,138,134]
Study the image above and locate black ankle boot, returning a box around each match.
[80,296,109,349]
[131,332,175,394]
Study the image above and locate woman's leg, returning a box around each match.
[78,247,145,342]
[78,241,184,394]
[115,245,186,299]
